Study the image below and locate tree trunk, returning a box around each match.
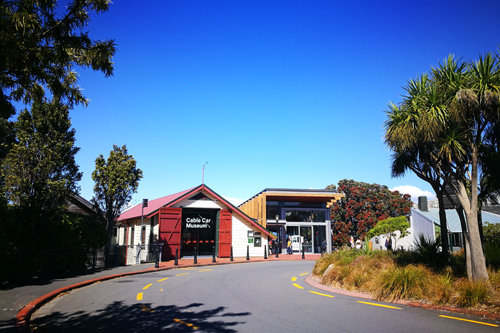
[456,206,471,279]
[453,153,489,281]
[436,190,450,258]
[465,210,489,281]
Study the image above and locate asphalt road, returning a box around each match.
[31,261,499,332]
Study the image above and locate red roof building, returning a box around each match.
[116,184,272,263]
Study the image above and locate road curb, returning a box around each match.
[305,275,500,320]
[16,258,316,332]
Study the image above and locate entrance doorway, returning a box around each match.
[181,208,218,257]
[286,225,326,253]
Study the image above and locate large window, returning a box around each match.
[266,201,279,219]
[267,200,328,220]
[285,209,327,222]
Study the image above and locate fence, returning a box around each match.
[1,243,163,284]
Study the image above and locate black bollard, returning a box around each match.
[212,246,216,263]
[246,245,250,260]
[174,247,179,266]
[194,246,197,264]
[264,245,267,259]
[302,245,305,259]
[275,242,279,258]
[230,246,233,261]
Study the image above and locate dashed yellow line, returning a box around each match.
[174,318,199,329]
[198,269,213,272]
[142,283,153,290]
[300,273,309,276]
[157,277,169,282]
[309,291,335,298]
[137,292,143,301]
[439,315,499,327]
[293,283,304,289]
[291,277,297,282]
[357,301,401,309]
[176,273,189,276]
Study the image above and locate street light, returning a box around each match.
[275,214,279,258]
[139,199,148,265]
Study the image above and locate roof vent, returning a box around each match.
[418,196,428,212]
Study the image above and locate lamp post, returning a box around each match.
[141,199,148,263]
[275,214,279,258]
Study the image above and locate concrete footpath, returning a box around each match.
[0,254,319,333]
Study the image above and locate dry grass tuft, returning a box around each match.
[454,279,491,308]
[371,264,431,301]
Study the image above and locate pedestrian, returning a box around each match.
[321,239,327,253]
[287,237,292,254]
[385,237,392,251]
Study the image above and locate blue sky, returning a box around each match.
[67,0,500,206]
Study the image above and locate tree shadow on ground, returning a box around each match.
[30,301,250,332]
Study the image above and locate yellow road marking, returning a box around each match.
[439,315,499,327]
[140,304,154,313]
[160,288,163,291]
[176,273,189,276]
[300,273,309,276]
[137,293,143,301]
[309,291,335,298]
[291,277,297,282]
[293,283,304,289]
[357,301,401,309]
[143,283,153,290]
[174,318,199,329]
[198,269,212,272]
[157,277,169,282]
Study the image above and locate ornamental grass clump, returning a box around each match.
[429,267,455,304]
[454,279,491,308]
[489,268,500,292]
[372,264,431,301]
[313,248,363,276]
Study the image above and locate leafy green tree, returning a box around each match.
[0,0,116,203]
[2,99,81,212]
[0,0,116,110]
[92,145,143,242]
[366,216,410,250]
[329,179,412,246]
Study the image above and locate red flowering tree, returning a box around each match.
[329,179,412,246]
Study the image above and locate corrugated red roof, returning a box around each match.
[117,187,196,221]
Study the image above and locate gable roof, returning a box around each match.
[117,184,273,238]
[412,208,500,233]
[117,187,196,221]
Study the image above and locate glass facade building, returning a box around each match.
[239,188,344,254]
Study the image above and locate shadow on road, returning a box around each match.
[30,301,250,332]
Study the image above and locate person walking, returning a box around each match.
[385,237,392,251]
[287,237,292,254]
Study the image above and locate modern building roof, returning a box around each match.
[238,187,341,207]
[412,208,500,233]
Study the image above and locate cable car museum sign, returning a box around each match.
[182,209,216,230]
[185,216,212,229]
